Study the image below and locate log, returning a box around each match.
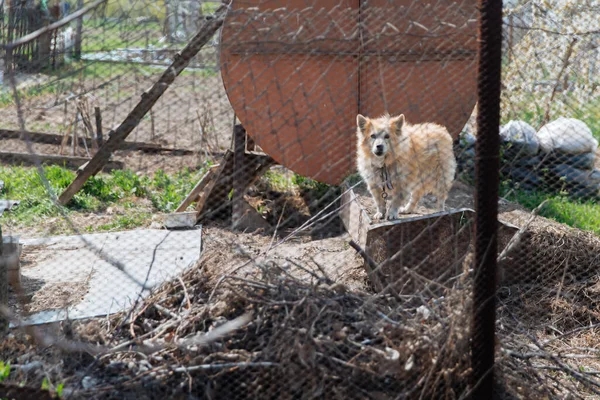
[57,6,227,206]
[0,128,193,154]
[0,151,123,171]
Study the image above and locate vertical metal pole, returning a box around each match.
[0,224,7,335]
[471,0,503,398]
[231,124,247,231]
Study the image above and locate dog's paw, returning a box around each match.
[373,211,384,220]
[398,207,414,215]
[386,211,399,221]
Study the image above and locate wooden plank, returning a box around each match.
[0,151,123,171]
[57,6,227,206]
[95,107,103,146]
[0,128,194,154]
[175,164,219,212]
[339,183,371,248]
[195,152,233,222]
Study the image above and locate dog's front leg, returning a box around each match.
[386,190,405,220]
[368,185,387,220]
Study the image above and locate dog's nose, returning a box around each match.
[376,145,384,151]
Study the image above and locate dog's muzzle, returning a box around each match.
[374,145,384,157]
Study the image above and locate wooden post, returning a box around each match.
[95,106,103,146]
[246,133,256,152]
[57,6,227,206]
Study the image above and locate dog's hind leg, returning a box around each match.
[400,187,426,214]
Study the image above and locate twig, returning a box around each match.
[177,312,252,348]
[172,361,278,373]
[177,276,192,310]
[498,199,548,263]
[542,37,577,125]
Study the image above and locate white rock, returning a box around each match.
[416,305,431,321]
[500,120,539,156]
[537,117,598,154]
[81,376,98,390]
[384,347,400,361]
[404,354,415,371]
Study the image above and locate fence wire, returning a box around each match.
[0,0,599,399]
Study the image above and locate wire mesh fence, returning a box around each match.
[0,0,599,398]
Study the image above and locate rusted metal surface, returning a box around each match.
[220,0,478,185]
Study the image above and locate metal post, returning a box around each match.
[231,124,247,231]
[0,224,7,335]
[471,0,503,398]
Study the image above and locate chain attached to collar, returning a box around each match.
[380,165,393,199]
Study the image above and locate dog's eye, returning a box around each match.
[384,134,390,139]
[370,134,376,139]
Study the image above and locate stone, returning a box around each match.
[537,117,598,154]
[547,164,600,199]
[544,151,596,171]
[460,132,477,148]
[500,120,540,157]
[514,155,543,168]
[505,167,543,187]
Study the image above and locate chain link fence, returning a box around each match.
[0,0,599,398]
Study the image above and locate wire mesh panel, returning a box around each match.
[1,0,597,399]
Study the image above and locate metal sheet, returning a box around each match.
[220,0,478,185]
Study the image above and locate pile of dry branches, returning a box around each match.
[4,239,600,399]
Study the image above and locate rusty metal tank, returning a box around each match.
[220,1,479,185]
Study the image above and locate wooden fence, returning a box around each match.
[1,2,65,73]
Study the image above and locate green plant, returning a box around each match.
[0,361,10,382]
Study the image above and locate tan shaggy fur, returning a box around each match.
[356,113,456,220]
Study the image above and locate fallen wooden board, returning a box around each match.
[175,164,220,212]
[0,128,194,155]
[0,151,123,171]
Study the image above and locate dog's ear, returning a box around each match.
[357,114,369,133]
[390,114,405,135]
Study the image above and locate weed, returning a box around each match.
[502,188,600,235]
[0,165,205,230]
[0,361,10,382]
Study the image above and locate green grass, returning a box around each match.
[0,165,206,230]
[502,188,600,235]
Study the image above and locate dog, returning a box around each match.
[355,113,456,220]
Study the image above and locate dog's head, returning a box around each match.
[356,114,405,158]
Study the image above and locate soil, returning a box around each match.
[0,71,235,173]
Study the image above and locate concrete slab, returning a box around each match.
[10,228,202,327]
